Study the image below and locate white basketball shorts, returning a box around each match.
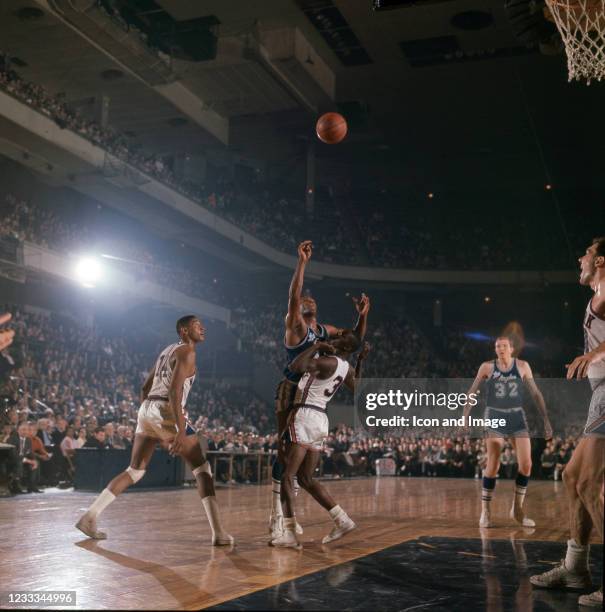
[289,407,329,451]
[135,399,178,441]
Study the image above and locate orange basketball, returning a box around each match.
[316,112,348,144]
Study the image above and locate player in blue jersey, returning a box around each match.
[464,336,551,528]
[269,240,370,539]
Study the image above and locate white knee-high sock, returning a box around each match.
[328,504,348,523]
[513,473,530,511]
[86,488,116,519]
[201,496,227,538]
[565,539,590,572]
[272,479,283,518]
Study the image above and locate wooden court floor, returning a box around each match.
[0,477,597,610]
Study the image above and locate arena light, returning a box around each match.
[74,257,103,288]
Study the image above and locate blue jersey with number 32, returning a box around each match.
[485,359,523,409]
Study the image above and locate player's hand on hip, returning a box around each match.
[297,240,313,263]
[169,431,186,455]
[565,351,596,379]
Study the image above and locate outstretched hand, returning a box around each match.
[297,240,313,263]
[353,293,370,316]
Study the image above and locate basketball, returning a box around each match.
[316,112,348,144]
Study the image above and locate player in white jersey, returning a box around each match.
[75,315,233,546]
[271,330,369,549]
[531,237,605,608]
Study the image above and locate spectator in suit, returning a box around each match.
[37,418,54,447]
[14,422,39,492]
[540,443,557,479]
[28,422,49,489]
[51,417,67,446]
[113,425,131,450]
[450,443,466,477]
[554,445,571,481]
[2,423,20,494]
[83,427,109,450]
[103,422,117,448]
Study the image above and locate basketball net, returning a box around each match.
[545,0,605,83]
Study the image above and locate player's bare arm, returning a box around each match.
[566,338,605,379]
[519,360,553,439]
[344,342,370,392]
[140,367,155,403]
[168,346,196,454]
[462,361,491,422]
[289,341,336,380]
[285,240,312,345]
[323,293,371,340]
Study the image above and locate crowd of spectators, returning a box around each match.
[319,424,580,482]
[0,304,276,492]
[1,56,594,271]
[0,299,588,495]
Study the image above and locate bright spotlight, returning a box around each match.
[75,257,103,288]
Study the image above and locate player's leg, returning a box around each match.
[271,441,307,549]
[76,433,156,539]
[530,438,599,592]
[576,437,605,608]
[297,450,356,544]
[180,433,234,546]
[270,380,299,534]
[269,407,288,535]
[480,436,503,527]
[509,436,535,527]
[574,437,605,541]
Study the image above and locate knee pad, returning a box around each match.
[126,466,145,483]
[192,461,212,478]
[272,458,284,481]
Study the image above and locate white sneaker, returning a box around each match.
[269,514,284,533]
[269,514,283,540]
[322,516,356,544]
[530,560,592,591]
[479,510,493,528]
[578,588,603,608]
[212,532,235,546]
[269,514,302,537]
[510,506,536,527]
[75,514,107,540]
[270,529,302,550]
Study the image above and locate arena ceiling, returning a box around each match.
[1,0,603,198]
